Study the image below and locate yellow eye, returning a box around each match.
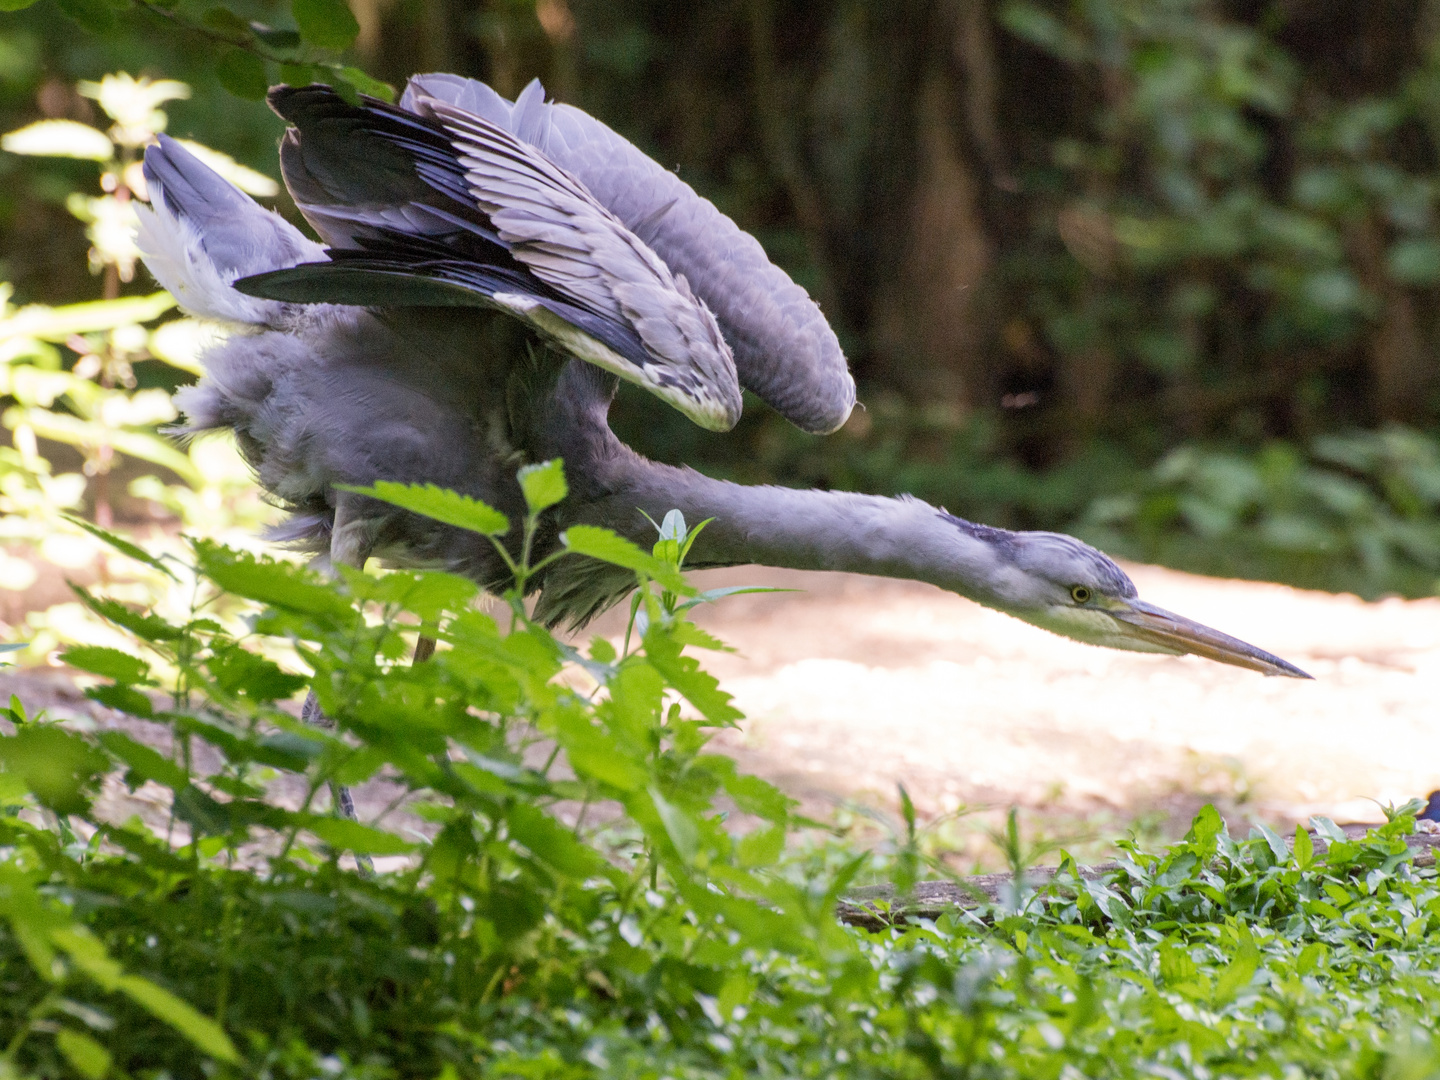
[1070,585,1091,604]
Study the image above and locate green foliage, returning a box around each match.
[1082,426,1440,596]
[0,468,1435,1076]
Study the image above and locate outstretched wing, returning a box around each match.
[238,86,742,432]
[403,74,856,435]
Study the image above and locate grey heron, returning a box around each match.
[134,74,1309,681]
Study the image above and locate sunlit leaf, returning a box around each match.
[517,458,568,514]
[1,120,112,161]
[345,481,510,537]
[561,525,692,594]
[62,645,151,685]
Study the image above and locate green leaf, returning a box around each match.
[561,525,692,595]
[250,23,301,50]
[1387,238,1440,285]
[337,66,395,102]
[97,731,188,791]
[62,645,150,685]
[737,824,785,867]
[643,630,741,724]
[1294,823,1314,869]
[171,784,234,835]
[116,972,239,1062]
[0,0,41,10]
[0,726,108,816]
[64,516,177,579]
[3,292,175,342]
[507,802,603,878]
[345,481,510,537]
[301,815,415,855]
[70,585,183,642]
[53,0,115,33]
[517,458,568,514]
[292,0,360,50]
[648,785,698,862]
[1311,815,1348,844]
[193,541,351,620]
[551,705,648,792]
[204,646,308,703]
[1296,941,1327,974]
[85,683,154,719]
[216,49,270,101]
[1,120,112,161]
[1213,942,1260,1002]
[55,1029,111,1080]
[201,6,251,34]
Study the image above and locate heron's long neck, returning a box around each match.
[606,458,1006,601]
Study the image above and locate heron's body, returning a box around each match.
[137,75,1309,678]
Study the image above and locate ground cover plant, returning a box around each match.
[0,468,1437,1078]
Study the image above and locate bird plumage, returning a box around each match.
[134,77,1309,678]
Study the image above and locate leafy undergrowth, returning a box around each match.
[0,466,1437,1079]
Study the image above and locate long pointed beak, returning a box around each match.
[1111,598,1313,679]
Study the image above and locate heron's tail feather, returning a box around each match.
[136,135,325,325]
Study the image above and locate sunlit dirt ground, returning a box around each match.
[583,562,1440,855]
[7,559,1439,869]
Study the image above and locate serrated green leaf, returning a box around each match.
[643,629,740,724]
[62,645,150,685]
[551,705,647,792]
[345,481,510,537]
[85,683,154,719]
[292,0,360,50]
[63,516,177,579]
[561,525,692,594]
[648,785,698,862]
[193,541,351,620]
[70,585,184,642]
[204,646,307,703]
[507,802,603,877]
[517,458,568,514]
[301,815,415,855]
[97,731,187,791]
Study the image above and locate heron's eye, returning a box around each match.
[1070,585,1091,604]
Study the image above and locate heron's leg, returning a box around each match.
[300,493,378,871]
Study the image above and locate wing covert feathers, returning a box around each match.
[405,74,856,434]
[265,84,742,432]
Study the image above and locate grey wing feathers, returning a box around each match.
[405,74,856,435]
[136,135,325,324]
[402,96,743,431]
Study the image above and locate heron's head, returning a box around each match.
[946,518,1311,678]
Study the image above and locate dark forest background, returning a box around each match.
[4,0,1440,598]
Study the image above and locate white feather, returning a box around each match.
[135,181,291,326]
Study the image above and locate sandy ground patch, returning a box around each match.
[578,562,1440,844]
[8,559,1438,866]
